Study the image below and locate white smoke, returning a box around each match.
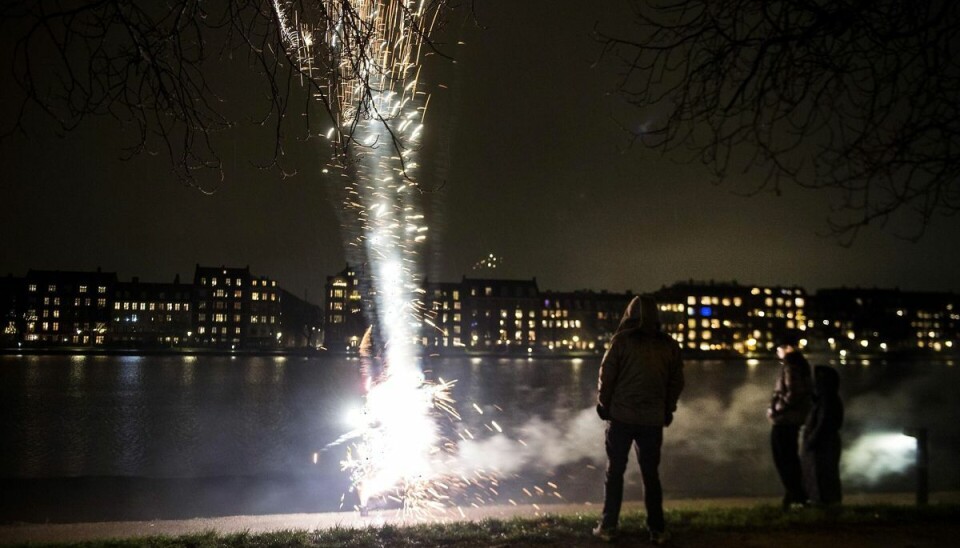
[664,383,772,462]
[841,432,916,484]
[448,407,604,475]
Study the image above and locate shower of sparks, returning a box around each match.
[271,0,463,514]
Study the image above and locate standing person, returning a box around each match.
[801,365,844,506]
[593,295,684,544]
[767,335,813,510]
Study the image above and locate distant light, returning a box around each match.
[860,339,869,348]
[700,306,712,317]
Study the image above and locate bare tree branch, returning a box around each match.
[597,0,960,242]
[1,0,454,192]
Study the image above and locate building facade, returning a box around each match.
[22,269,117,345]
[112,276,192,346]
[192,265,281,348]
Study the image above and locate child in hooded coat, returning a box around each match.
[801,365,844,506]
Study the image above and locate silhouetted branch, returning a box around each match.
[597,0,960,241]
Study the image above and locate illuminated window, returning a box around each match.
[485,287,492,297]
[79,285,87,293]
[28,284,37,292]
[48,285,56,292]
[687,296,696,305]
[98,286,106,293]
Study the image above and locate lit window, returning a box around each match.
[98,286,106,294]
[79,285,87,293]
[48,285,56,292]
[28,284,37,292]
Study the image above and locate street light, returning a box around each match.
[902,427,929,506]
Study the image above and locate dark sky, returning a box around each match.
[2,1,958,303]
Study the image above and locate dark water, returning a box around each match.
[1,354,958,522]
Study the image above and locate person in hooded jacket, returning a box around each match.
[593,295,684,544]
[768,337,813,510]
[801,365,844,506]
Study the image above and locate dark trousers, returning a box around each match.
[771,424,807,506]
[601,421,665,532]
[801,433,843,505]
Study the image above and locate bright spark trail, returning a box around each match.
[270,0,456,515]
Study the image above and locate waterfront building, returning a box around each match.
[459,277,540,352]
[323,265,366,351]
[654,281,807,354]
[112,276,192,346]
[0,275,23,346]
[21,269,117,345]
[421,280,463,351]
[192,265,280,348]
[540,290,634,353]
[808,288,959,353]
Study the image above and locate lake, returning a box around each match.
[1,353,957,522]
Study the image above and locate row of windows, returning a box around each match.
[200,276,277,288]
[28,284,107,294]
[197,326,242,335]
[115,302,189,312]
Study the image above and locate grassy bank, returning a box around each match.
[12,504,960,548]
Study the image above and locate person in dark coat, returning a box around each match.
[767,336,813,510]
[593,295,685,544]
[801,365,844,506]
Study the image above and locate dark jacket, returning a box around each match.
[597,295,685,426]
[768,351,813,426]
[803,365,844,449]
[802,365,844,505]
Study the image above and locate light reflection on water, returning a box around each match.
[0,354,958,503]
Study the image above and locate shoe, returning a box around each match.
[592,525,617,542]
[649,530,671,545]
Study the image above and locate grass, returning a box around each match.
[13,504,960,548]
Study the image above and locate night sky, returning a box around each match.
[2,1,958,303]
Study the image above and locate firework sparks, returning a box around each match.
[272,0,464,515]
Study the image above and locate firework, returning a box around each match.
[272,0,455,514]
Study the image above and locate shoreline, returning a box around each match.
[1,347,957,361]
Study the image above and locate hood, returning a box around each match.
[618,294,660,332]
[814,365,840,395]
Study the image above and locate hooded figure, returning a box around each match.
[593,295,684,545]
[801,365,844,506]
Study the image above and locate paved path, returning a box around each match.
[1,492,956,544]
